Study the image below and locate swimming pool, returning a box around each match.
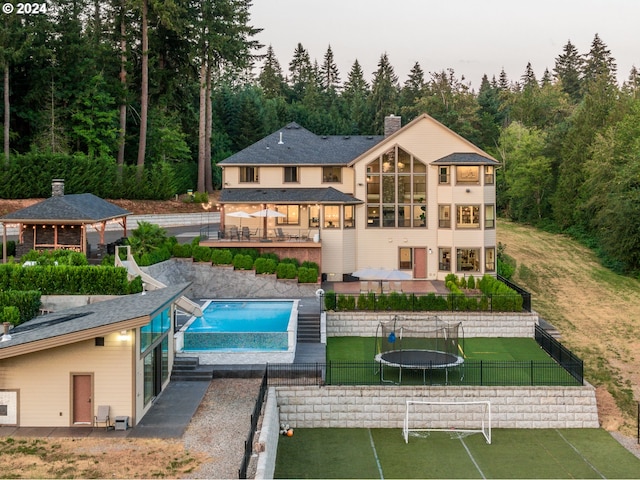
[175,299,298,364]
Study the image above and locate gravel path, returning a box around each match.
[181,378,262,479]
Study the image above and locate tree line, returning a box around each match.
[1,2,640,275]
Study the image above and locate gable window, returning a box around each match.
[456,205,480,228]
[456,166,480,185]
[323,166,341,183]
[439,205,451,228]
[284,167,298,183]
[366,146,426,228]
[439,166,450,184]
[324,205,340,228]
[484,166,495,185]
[240,167,258,183]
[275,205,299,225]
[485,205,495,229]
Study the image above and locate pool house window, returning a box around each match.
[140,308,171,406]
[366,146,427,228]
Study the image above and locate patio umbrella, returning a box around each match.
[251,208,286,239]
[226,210,252,228]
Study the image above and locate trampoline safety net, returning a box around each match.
[376,316,461,358]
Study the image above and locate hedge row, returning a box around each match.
[0,290,42,325]
[0,264,142,295]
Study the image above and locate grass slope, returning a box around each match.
[498,219,640,432]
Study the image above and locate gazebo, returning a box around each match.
[0,179,130,259]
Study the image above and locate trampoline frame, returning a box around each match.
[375,349,464,384]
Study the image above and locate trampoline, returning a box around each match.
[375,316,465,385]
[375,349,464,384]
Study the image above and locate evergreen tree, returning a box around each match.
[553,40,583,102]
[582,34,617,88]
[476,74,504,149]
[369,53,399,133]
[342,59,371,134]
[320,44,341,91]
[288,42,313,101]
[258,45,286,98]
[399,61,425,120]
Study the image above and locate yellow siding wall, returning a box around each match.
[0,332,133,427]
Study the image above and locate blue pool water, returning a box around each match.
[183,300,294,351]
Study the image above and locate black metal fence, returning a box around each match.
[239,371,268,479]
[534,324,584,384]
[265,359,582,387]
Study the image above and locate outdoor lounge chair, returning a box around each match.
[94,405,111,430]
[274,228,287,241]
[228,225,239,240]
[241,226,251,241]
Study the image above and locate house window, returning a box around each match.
[439,166,450,184]
[484,165,495,185]
[456,205,480,228]
[276,205,299,225]
[324,205,339,228]
[344,205,354,228]
[399,247,412,270]
[308,205,320,228]
[439,248,451,271]
[439,205,451,228]
[485,247,496,272]
[284,167,298,183]
[485,205,495,229]
[456,166,480,185]
[457,248,480,272]
[366,146,427,228]
[240,167,258,183]
[323,166,341,183]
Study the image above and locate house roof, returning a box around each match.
[432,152,501,166]
[218,122,384,166]
[0,283,190,359]
[219,187,362,204]
[0,193,131,224]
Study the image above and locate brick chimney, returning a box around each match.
[384,115,402,137]
[52,179,65,197]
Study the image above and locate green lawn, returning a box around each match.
[275,428,640,479]
[324,337,579,386]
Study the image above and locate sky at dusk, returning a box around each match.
[250,0,640,89]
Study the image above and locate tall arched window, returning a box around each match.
[366,146,426,228]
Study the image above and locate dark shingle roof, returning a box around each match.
[219,187,362,204]
[218,122,383,166]
[0,283,189,355]
[0,194,131,223]
[432,152,500,165]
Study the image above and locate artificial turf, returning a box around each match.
[275,428,640,479]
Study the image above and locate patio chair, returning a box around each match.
[381,281,391,293]
[241,226,251,241]
[360,281,370,294]
[390,281,403,293]
[274,228,287,241]
[228,225,239,240]
[94,405,111,430]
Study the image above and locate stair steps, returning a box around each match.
[297,312,321,343]
[171,356,215,381]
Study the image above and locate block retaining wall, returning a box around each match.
[275,385,599,429]
[327,311,538,338]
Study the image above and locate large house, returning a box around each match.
[209,114,499,282]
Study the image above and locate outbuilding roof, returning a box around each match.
[0,283,190,359]
[432,152,500,166]
[218,122,384,166]
[219,187,362,204]
[0,193,131,224]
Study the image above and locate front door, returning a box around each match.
[413,248,427,279]
[72,374,93,424]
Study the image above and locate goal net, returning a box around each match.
[403,400,491,444]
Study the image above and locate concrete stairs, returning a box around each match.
[297,311,321,343]
[171,356,215,381]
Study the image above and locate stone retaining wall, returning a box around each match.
[254,388,279,480]
[275,385,599,429]
[327,311,537,338]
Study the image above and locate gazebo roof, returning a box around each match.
[0,194,131,224]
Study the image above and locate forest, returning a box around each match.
[1,1,640,275]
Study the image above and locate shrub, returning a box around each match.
[300,260,319,271]
[211,249,233,265]
[172,243,192,258]
[459,276,467,289]
[137,247,171,266]
[258,252,279,262]
[357,292,376,310]
[234,248,260,260]
[297,267,318,283]
[192,246,213,263]
[336,294,355,311]
[0,306,21,326]
[0,290,42,324]
[0,240,15,259]
[324,290,337,311]
[467,275,476,289]
[232,254,254,270]
[193,191,209,203]
[254,258,277,274]
[280,257,300,268]
[444,273,458,286]
[276,262,297,279]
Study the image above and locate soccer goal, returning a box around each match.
[403,400,491,444]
